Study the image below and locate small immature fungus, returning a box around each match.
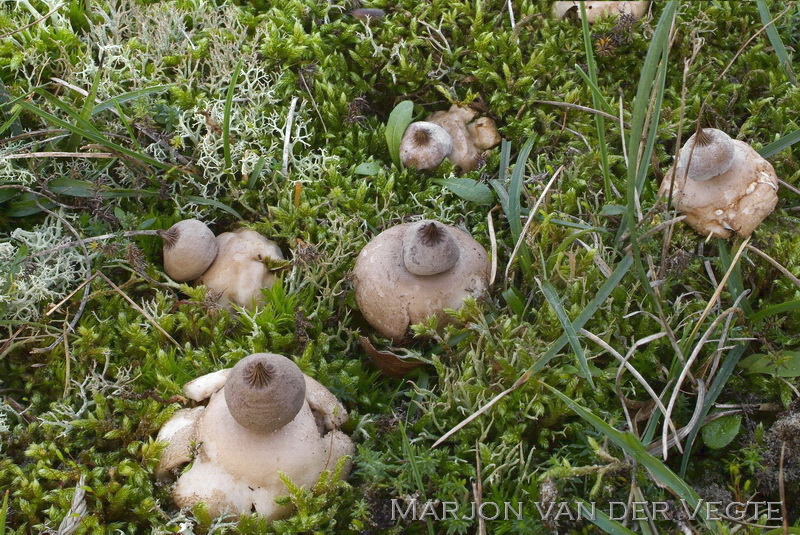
[353,219,490,342]
[659,128,779,239]
[427,104,501,172]
[399,122,453,170]
[159,219,218,282]
[156,353,354,520]
[196,228,284,310]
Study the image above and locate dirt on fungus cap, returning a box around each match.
[224,353,306,433]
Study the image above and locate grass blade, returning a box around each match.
[717,239,752,316]
[751,299,800,322]
[540,279,594,388]
[532,255,633,374]
[223,59,243,171]
[247,156,268,190]
[0,490,7,535]
[16,99,178,172]
[679,344,747,477]
[617,1,677,310]
[543,384,718,531]
[579,2,612,198]
[92,85,172,116]
[757,0,797,84]
[759,127,800,158]
[576,499,636,535]
[574,65,614,114]
[184,195,243,220]
[0,106,21,137]
[66,57,104,151]
[508,136,535,240]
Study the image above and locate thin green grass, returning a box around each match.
[540,279,594,388]
[579,1,613,200]
[757,0,797,84]
[223,59,243,172]
[544,384,720,532]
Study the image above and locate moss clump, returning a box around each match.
[1,0,799,533]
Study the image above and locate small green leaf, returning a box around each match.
[384,100,414,168]
[138,218,156,230]
[434,178,494,204]
[502,287,526,316]
[48,178,97,197]
[354,161,382,176]
[738,351,800,377]
[599,204,627,217]
[701,414,741,449]
[247,156,268,190]
[184,195,243,220]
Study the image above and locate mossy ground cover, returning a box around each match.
[1,0,799,533]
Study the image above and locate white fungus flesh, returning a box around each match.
[197,228,284,310]
[552,1,649,22]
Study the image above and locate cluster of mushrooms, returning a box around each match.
[399,104,501,173]
[160,221,283,309]
[154,7,784,522]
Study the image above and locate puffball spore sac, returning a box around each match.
[160,219,218,282]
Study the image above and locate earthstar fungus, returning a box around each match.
[353,219,490,342]
[197,228,284,309]
[399,104,501,173]
[552,1,650,22]
[156,353,354,520]
[659,128,779,239]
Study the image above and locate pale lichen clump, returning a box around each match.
[0,216,91,322]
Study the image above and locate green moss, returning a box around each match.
[1,0,800,532]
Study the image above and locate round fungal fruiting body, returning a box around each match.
[399,122,453,170]
[467,117,502,151]
[427,105,501,172]
[353,219,490,342]
[660,132,779,239]
[224,353,306,433]
[676,128,735,182]
[402,220,460,276]
[160,219,218,282]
